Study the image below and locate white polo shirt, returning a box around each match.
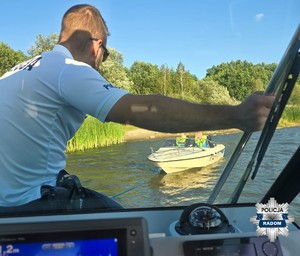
[0,45,129,206]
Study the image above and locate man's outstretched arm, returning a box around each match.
[106,92,274,133]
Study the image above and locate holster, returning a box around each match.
[41,170,86,210]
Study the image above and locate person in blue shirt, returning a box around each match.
[0,4,274,212]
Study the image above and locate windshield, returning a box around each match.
[0,1,299,223]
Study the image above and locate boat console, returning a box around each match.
[182,236,283,256]
[0,203,300,256]
[0,217,151,256]
[0,10,299,256]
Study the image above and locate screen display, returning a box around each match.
[0,229,126,256]
[0,238,117,256]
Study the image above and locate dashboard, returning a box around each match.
[0,204,299,256]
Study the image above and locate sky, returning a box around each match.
[0,0,299,79]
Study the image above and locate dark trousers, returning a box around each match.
[0,188,123,215]
[0,170,124,215]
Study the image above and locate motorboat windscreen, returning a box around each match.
[208,24,300,204]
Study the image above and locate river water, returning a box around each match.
[66,126,300,222]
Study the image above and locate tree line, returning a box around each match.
[1,33,300,106]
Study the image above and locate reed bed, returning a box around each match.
[66,116,125,152]
[282,105,300,122]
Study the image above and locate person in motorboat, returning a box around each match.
[176,133,187,147]
[0,4,275,212]
[195,132,207,148]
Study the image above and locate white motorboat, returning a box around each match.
[148,137,225,173]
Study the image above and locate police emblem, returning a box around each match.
[250,197,294,242]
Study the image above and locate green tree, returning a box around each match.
[197,79,238,105]
[27,33,58,57]
[176,62,186,98]
[167,62,198,99]
[128,61,160,94]
[0,42,27,76]
[205,60,275,100]
[99,48,133,91]
[158,64,172,96]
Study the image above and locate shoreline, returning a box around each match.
[124,122,300,142]
[124,127,241,142]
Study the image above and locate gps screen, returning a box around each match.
[0,238,118,256]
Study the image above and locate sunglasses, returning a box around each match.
[89,38,110,62]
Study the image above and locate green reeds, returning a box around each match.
[66,116,125,152]
[282,106,300,121]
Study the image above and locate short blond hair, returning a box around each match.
[59,4,109,46]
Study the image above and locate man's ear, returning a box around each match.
[89,39,101,57]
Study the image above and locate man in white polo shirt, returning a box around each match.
[0,4,274,212]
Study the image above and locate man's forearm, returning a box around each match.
[106,94,240,133]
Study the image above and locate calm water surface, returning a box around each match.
[66,126,300,222]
